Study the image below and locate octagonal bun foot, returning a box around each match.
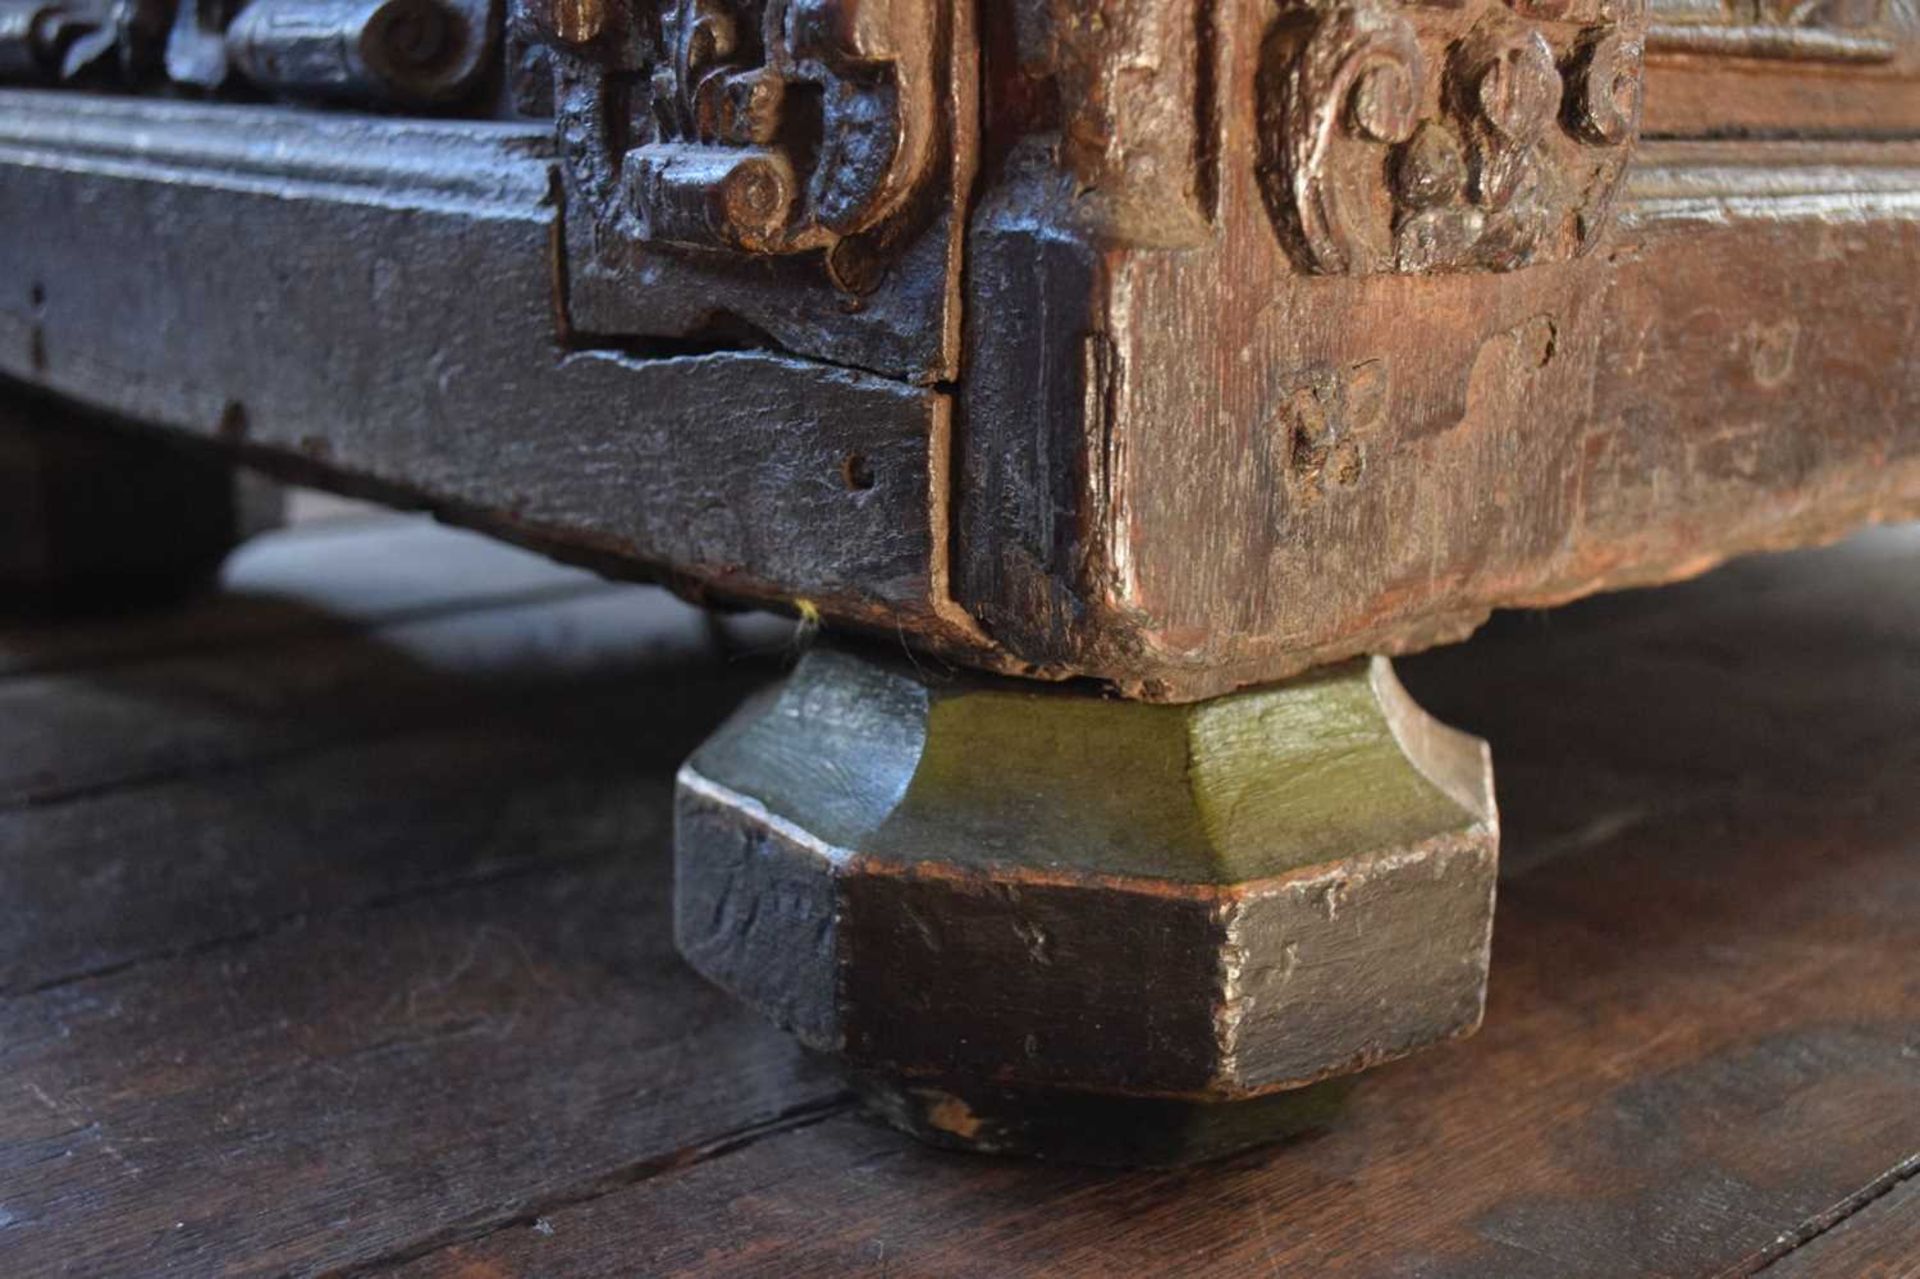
[674,644,1499,1166]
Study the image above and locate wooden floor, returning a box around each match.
[1,502,1916,1278]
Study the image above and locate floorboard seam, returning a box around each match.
[1735,1150,1920,1276]
[0,577,619,685]
[0,662,723,815]
[0,849,612,1001]
[326,1093,857,1277]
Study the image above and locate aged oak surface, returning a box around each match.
[6,53,1919,701]
[0,509,1915,1276]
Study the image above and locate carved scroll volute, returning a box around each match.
[784,0,937,242]
[1261,3,1426,275]
[1562,1,1645,252]
[532,0,941,266]
[1565,22,1644,147]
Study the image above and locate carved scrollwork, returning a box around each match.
[1261,3,1426,275]
[1258,0,1647,276]
[1565,25,1644,146]
[530,0,940,263]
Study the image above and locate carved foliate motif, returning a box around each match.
[1257,0,1646,275]
[530,0,939,261]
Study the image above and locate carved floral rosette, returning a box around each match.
[529,0,940,263]
[1257,0,1646,275]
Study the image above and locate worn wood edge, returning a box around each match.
[1623,139,1920,224]
[1646,24,1901,64]
[938,0,979,383]
[677,764,856,873]
[921,396,999,652]
[846,823,1493,909]
[195,381,976,648]
[954,137,1920,702]
[684,757,1491,910]
[0,359,985,671]
[0,92,1016,675]
[11,101,1915,700]
[0,89,557,216]
[1627,139,1920,191]
[1105,498,1920,704]
[1370,654,1499,832]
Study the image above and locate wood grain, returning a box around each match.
[0,556,766,808]
[0,856,841,1277]
[2,509,1914,1279]
[0,96,972,651]
[0,519,838,1278]
[960,120,1920,698]
[400,525,1920,1278]
[7,44,1920,700]
[1763,1174,1920,1279]
[393,795,1920,1276]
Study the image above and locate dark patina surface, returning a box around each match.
[2,0,1916,1166]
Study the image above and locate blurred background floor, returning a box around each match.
[0,498,1914,1277]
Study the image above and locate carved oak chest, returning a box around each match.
[4,0,1916,1163]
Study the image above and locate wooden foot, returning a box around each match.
[674,647,1499,1166]
[1,397,274,611]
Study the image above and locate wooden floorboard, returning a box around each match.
[0,516,837,1277]
[0,514,612,680]
[0,855,843,1277]
[1760,1169,1920,1279]
[0,559,769,810]
[394,797,1920,1278]
[3,686,721,996]
[400,529,1920,1279]
[1,518,1915,1277]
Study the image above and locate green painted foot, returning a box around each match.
[675,645,1498,1166]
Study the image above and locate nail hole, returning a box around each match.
[29,282,46,309]
[840,453,874,491]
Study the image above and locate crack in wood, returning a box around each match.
[1,854,599,1001]
[1738,1153,1920,1277]
[327,1094,858,1277]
